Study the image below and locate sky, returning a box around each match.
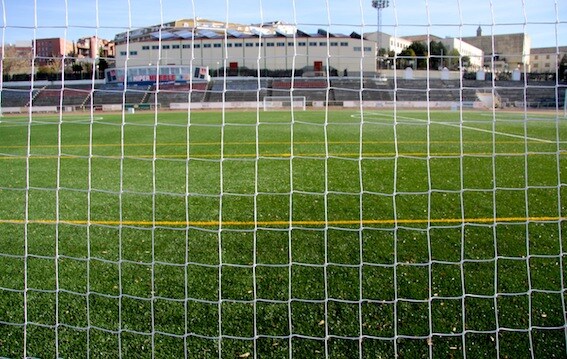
[0,0,565,48]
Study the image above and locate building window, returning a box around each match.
[162,45,170,49]
[309,42,317,46]
[234,43,243,47]
[340,42,348,47]
[545,63,550,67]
[266,42,275,47]
[255,43,263,47]
[129,51,137,55]
[298,42,306,46]
[213,43,221,48]
[330,42,338,46]
[534,55,539,60]
[246,43,254,47]
[142,46,150,50]
[227,43,233,47]
[319,42,326,46]
[277,42,285,47]
[152,45,159,49]
[354,47,361,52]
[364,47,372,52]
[172,44,180,49]
[203,43,211,48]
[182,44,191,49]
[546,54,550,59]
[120,51,127,56]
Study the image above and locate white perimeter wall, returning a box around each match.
[1,101,485,114]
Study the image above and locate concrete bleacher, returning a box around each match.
[32,85,92,107]
[331,78,394,102]
[145,78,566,108]
[271,79,328,89]
[394,80,460,102]
[362,78,395,101]
[270,79,330,102]
[146,82,209,106]
[91,84,150,106]
[459,80,563,107]
[206,78,269,102]
[1,87,38,107]
[269,88,330,102]
[496,82,558,107]
[0,78,564,111]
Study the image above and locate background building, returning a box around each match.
[364,32,483,71]
[439,38,484,70]
[113,19,377,76]
[461,27,531,72]
[530,46,567,74]
[0,41,33,75]
[363,31,412,54]
[33,37,74,65]
[75,36,115,60]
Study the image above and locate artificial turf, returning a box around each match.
[0,109,566,358]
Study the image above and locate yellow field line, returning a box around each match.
[0,139,553,150]
[1,151,564,160]
[0,216,563,227]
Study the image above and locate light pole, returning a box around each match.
[372,0,389,71]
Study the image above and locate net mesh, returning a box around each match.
[0,0,566,358]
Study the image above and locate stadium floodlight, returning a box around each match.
[372,0,390,70]
[371,0,389,9]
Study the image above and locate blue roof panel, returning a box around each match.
[227,29,244,38]
[199,30,220,38]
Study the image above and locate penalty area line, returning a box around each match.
[396,114,555,144]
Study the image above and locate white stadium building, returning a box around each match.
[113,18,379,81]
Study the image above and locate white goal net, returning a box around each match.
[0,0,566,358]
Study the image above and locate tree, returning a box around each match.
[49,56,64,74]
[98,59,109,78]
[72,63,83,74]
[407,41,428,69]
[1,46,31,76]
[83,61,93,74]
[429,41,448,70]
[397,48,416,69]
[36,65,54,80]
[377,48,389,69]
[462,56,471,69]
[446,49,461,70]
[559,54,567,82]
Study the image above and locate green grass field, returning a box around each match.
[0,108,566,358]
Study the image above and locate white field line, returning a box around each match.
[402,114,555,144]
[355,111,556,144]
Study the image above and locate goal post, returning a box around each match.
[262,96,307,111]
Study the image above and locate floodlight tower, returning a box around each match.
[372,0,389,70]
